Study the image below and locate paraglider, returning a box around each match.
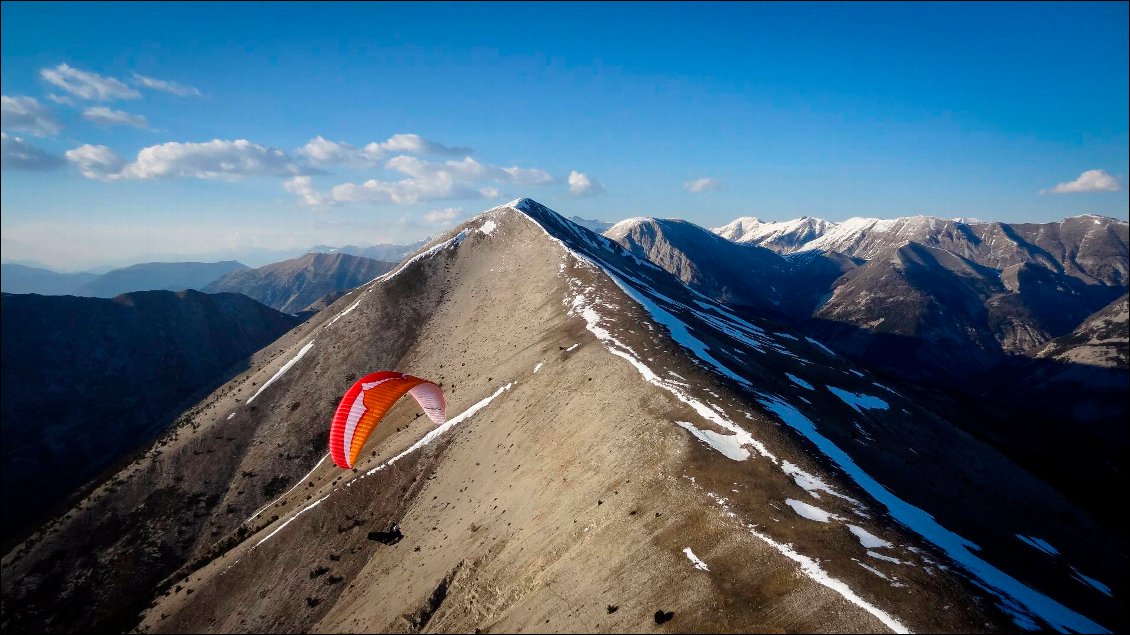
[329,371,446,469]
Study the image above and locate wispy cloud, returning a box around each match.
[297,133,474,168]
[284,175,329,208]
[82,106,149,129]
[684,177,722,193]
[1040,169,1121,194]
[64,144,126,179]
[40,63,140,101]
[67,139,301,181]
[1,132,64,170]
[568,170,605,196]
[1,96,62,136]
[293,155,552,207]
[381,133,473,157]
[423,207,462,224]
[132,73,202,97]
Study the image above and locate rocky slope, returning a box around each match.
[1035,293,1129,369]
[204,253,396,314]
[0,290,301,544]
[1,201,1122,634]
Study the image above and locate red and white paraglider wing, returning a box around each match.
[328,372,447,469]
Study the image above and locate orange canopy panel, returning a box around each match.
[329,371,446,468]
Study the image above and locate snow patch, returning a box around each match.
[1016,535,1059,557]
[1070,567,1112,597]
[828,386,889,412]
[785,498,842,523]
[253,493,329,549]
[806,337,838,357]
[849,525,894,549]
[533,361,544,373]
[786,373,814,390]
[782,461,860,506]
[683,547,710,571]
[868,551,907,565]
[246,340,315,405]
[478,220,497,235]
[677,421,751,461]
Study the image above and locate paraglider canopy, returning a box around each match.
[329,371,446,469]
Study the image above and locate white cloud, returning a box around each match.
[327,175,487,206]
[297,136,384,168]
[1,96,62,136]
[284,175,330,208]
[390,156,553,185]
[568,170,605,196]
[297,133,474,168]
[1041,169,1121,194]
[67,139,301,181]
[685,177,722,193]
[65,144,125,179]
[1,132,64,170]
[40,63,140,101]
[381,133,472,157]
[46,93,75,106]
[423,207,462,224]
[132,73,202,97]
[82,106,149,129]
[291,154,553,207]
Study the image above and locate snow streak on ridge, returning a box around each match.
[246,339,315,404]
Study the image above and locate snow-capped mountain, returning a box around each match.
[4,200,1122,634]
[712,216,837,253]
[714,213,1129,286]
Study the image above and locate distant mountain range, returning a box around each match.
[70,261,251,298]
[0,264,100,295]
[204,252,397,314]
[0,290,301,542]
[712,214,1128,285]
[308,239,430,263]
[1,240,427,298]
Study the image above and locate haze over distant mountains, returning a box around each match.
[0,264,100,295]
[0,241,425,297]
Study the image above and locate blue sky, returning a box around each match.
[2,1,1127,270]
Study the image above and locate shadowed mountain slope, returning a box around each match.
[1,201,1122,634]
[0,290,301,543]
